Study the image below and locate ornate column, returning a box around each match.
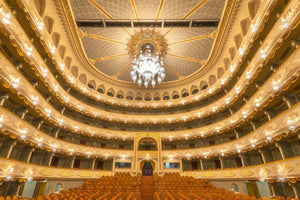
[0,94,9,106]
[233,129,240,139]
[26,147,34,163]
[288,182,299,199]
[199,159,204,170]
[269,182,275,197]
[92,158,96,170]
[219,157,224,169]
[275,142,286,160]
[112,157,116,173]
[258,149,266,164]
[179,157,183,173]
[239,154,245,167]
[70,156,75,168]
[47,152,54,166]
[6,140,16,158]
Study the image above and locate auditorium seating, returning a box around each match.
[0,173,298,199]
[38,172,140,200]
[152,173,297,200]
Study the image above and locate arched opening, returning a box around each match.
[116,91,124,99]
[126,95,133,100]
[140,160,155,176]
[79,74,87,84]
[87,80,96,90]
[106,88,115,97]
[97,85,105,94]
[248,0,260,19]
[117,94,124,99]
[138,138,157,151]
[33,0,46,17]
[71,66,78,77]
[43,16,54,34]
[144,93,152,101]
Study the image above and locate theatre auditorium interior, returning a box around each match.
[0,0,299,199]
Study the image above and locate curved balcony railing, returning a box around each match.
[0,99,298,159]
[0,43,299,139]
[0,156,299,181]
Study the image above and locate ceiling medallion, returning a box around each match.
[128,29,168,88]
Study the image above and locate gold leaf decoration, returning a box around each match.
[201,171,217,177]
[96,171,112,177]
[277,163,293,174]
[239,170,253,177]
[127,29,168,58]
[259,167,270,176]
[0,162,15,174]
[220,171,235,177]
[39,168,55,176]
[286,112,299,123]
[77,171,93,177]
[58,170,74,177]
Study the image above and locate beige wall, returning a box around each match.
[209,180,246,194]
[46,180,85,194]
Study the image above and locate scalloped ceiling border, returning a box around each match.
[58,0,236,89]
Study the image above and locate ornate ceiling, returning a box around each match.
[69,0,226,84]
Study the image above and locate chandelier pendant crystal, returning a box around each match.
[131,44,165,88]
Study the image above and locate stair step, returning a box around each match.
[141,176,154,200]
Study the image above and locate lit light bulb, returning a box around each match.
[281,17,289,28]
[3,13,10,24]
[38,22,44,30]
[250,24,256,33]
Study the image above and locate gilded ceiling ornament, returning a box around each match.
[128,30,168,87]
[77,28,87,38]
[127,29,168,58]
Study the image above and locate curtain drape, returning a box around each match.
[34,182,47,198]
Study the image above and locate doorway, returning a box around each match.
[141,160,155,176]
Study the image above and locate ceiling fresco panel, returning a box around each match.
[94,54,131,76]
[189,0,226,20]
[159,0,201,19]
[81,37,127,59]
[69,0,226,84]
[164,56,201,77]
[70,0,108,20]
[94,0,136,19]
[168,37,214,61]
[134,0,162,20]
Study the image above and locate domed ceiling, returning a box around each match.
[70,0,226,84]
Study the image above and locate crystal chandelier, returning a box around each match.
[131,44,165,88]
